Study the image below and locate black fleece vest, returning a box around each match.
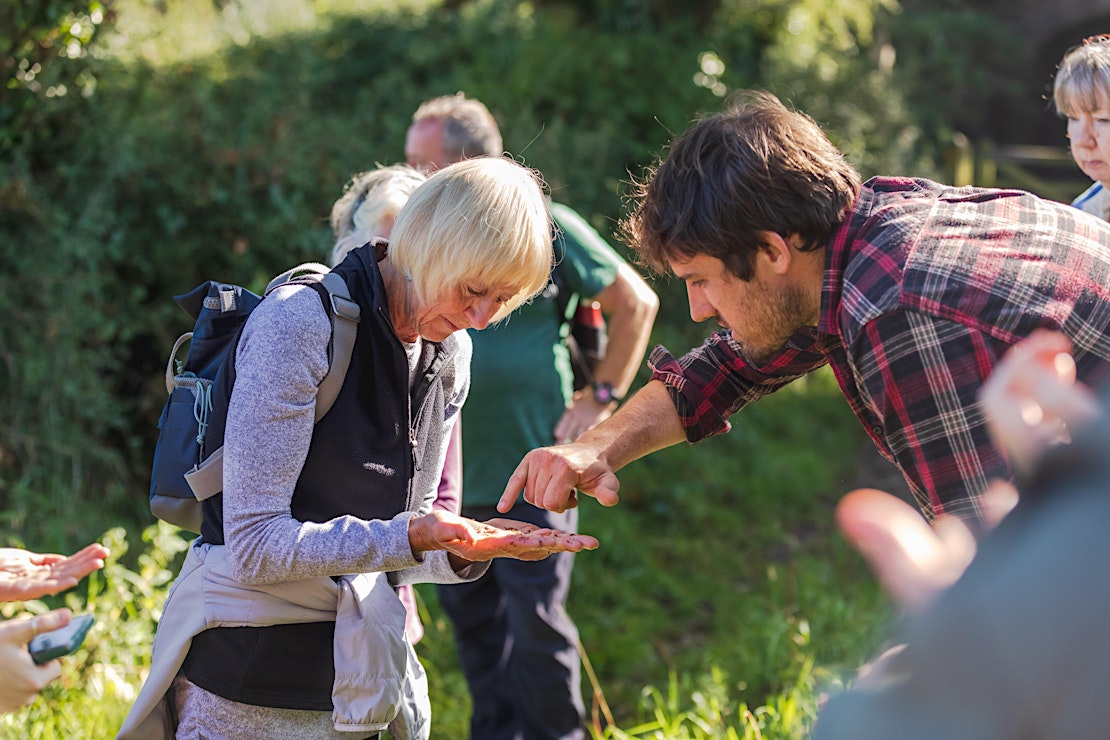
[184,243,458,710]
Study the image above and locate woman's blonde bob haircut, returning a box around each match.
[388,156,553,322]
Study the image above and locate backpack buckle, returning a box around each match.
[331,294,361,324]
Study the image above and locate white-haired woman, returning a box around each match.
[328,164,427,268]
[118,157,597,740]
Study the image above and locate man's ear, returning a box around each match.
[754,231,793,276]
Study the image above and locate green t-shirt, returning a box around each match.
[459,202,622,506]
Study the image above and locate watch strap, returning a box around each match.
[592,381,623,404]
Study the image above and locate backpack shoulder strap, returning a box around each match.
[266,262,332,293]
[315,271,359,421]
[184,266,361,502]
[264,263,361,421]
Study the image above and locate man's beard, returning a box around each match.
[734,281,813,365]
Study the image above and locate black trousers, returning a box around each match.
[437,502,586,740]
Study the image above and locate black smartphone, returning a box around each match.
[28,613,95,665]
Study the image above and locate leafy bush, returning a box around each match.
[1,1,111,159]
[882,0,1032,149]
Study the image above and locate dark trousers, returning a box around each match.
[437,503,585,740]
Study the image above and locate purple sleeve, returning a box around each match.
[433,421,462,514]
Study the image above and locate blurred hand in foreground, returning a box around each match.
[979,328,1101,473]
[0,608,72,713]
[836,484,1017,615]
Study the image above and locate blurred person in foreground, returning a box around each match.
[328,163,461,646]
[499,88,1110,533]
[117,157,598,740]
[1053,34,1110,221]
[0,542,109,713]
[816,329,1108,738]
[406,93,658,740]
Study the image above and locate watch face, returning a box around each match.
[594,383,615,404]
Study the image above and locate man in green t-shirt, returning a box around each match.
[406,93,659,740]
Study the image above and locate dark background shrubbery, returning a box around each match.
[0,0,1094,550]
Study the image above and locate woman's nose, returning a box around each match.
[1073,119,1096,146]
[467,297,499,330]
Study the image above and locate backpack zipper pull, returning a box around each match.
[193,380,212,447]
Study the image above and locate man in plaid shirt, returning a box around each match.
[498,90,1110,526]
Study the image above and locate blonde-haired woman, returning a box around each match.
[119,157,597,740]
[328,163,457,646]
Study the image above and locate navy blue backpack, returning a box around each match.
[148,264,359,532]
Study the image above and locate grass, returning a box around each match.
[0,367,895,739]
[408,367,895,738]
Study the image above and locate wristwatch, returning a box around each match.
[592,381,623,405]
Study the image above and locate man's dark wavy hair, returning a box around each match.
[622,90,861,280]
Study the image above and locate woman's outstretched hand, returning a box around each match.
[408,511,599,563]
[0,544,110,602]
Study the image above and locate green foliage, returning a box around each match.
[2,0,138,550]
[706,0,935,179]
[595,662,823,739]
[878,0,1032,165]
[1,0,112,158]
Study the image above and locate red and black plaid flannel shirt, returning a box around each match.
[649,177,1110,522]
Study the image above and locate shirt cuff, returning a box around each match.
[648,345,732,443]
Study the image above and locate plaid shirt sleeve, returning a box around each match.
[852,309,1012,523]
[648,329,829,443]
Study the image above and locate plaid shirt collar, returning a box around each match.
[817,182,880,338]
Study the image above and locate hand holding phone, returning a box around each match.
[0,610,75,712]
[28,613,94,665]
